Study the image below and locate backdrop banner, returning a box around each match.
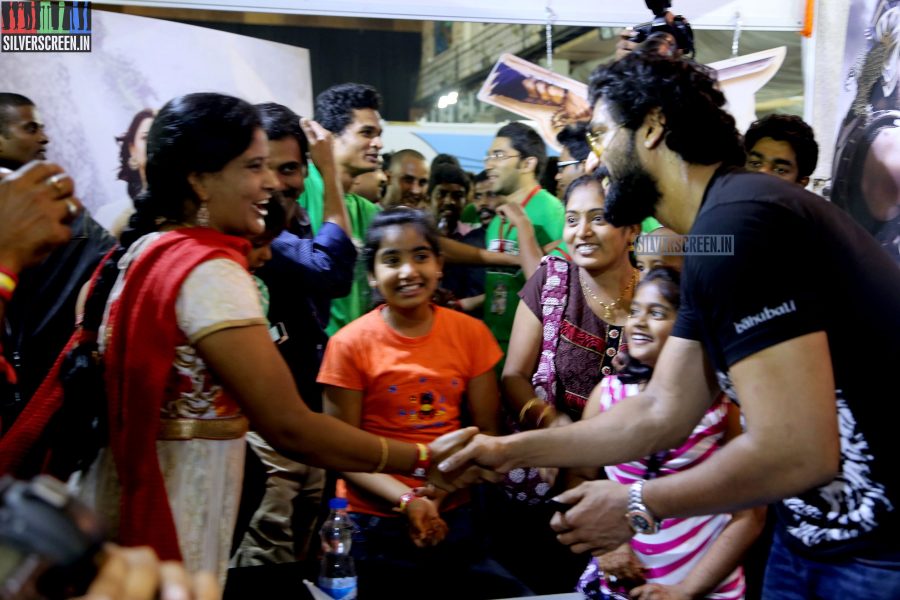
[830,0,900,263]
[1,10,312,230]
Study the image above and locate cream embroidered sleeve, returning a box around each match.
[175,258,267,345]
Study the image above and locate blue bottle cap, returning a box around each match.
[329,497,349,510]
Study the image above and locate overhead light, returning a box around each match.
[437,91,459,109]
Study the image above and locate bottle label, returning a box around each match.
[318,576,358,600]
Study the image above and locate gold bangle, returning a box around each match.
[518,398,540,424]
[535,405,556,428]
[374,436,389,473]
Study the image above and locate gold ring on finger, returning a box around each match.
[47,173,65,194]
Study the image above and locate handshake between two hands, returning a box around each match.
[424,427,637,558]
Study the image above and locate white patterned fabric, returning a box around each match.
[75,232,265,584]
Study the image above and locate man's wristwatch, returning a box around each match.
[625,480,659,535]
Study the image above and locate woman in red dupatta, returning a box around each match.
[63,93,476,582]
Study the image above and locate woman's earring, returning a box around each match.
[128,156,139,170]
[628,241,635,252]
[196,201,210,228]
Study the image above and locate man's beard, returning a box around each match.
[600,151,661,228]
[478,206,496,225]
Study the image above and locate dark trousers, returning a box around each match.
[762,529,900,599]
[350,504,533,599]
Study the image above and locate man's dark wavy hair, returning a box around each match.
[256,102,309,165]
[744,114,819,180]
[314,83,381,135]
[556,121,591,162]
[588,54,744,167]
[496,121,547,179]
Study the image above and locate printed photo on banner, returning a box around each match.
[3,10,312,231]
[477,53,591,150]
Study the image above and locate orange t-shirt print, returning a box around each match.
[318,305,503,516]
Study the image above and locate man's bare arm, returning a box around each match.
[644,331,839,519]
[439,336,716,474]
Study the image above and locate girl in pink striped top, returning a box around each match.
[574,267,765,600]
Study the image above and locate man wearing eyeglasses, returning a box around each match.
[482,121,567,361]
[554,121,591,200]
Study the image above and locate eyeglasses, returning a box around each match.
[585,130,605,159]
[557,159,584,169]
[586,124,625,159]
[484,150,522,163]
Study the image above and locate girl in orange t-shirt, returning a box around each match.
[318,208,529,598]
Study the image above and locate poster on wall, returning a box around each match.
[830,0,900,263]
[1,10,313,230]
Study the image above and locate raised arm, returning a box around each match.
[495,203,543,278]
[439,236,518,267]
[301,119,350,238]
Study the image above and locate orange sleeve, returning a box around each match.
[317,328,366,391]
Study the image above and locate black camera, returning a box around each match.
[629,0,695,56]
[0,476,105,600]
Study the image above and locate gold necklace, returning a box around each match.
[580,269,639,320]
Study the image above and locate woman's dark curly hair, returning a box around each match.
[120,93,261,249]
[588,54,745,168]
[617,265,681,384]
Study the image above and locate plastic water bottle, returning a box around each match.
[318,497,357,599]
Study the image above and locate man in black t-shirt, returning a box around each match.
[441,54,900,598]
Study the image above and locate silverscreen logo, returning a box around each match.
[634,234,735,256]
[1,1,91,52]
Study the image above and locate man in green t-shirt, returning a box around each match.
[299,83,384,336]
[483,122,567,355]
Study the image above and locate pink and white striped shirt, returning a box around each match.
[590,376,745,599]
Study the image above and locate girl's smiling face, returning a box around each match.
[625,280,677,367]
[371,223,442,312]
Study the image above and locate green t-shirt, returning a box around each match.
[299,164,381,336]
[483,187,566,346]
[460,202,480,224]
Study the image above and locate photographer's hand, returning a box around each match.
[78,545,220,600]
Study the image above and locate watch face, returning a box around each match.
[627,510,657,534]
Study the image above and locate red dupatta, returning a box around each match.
[103,227,250,560]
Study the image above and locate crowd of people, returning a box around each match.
[0,34,898,600]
